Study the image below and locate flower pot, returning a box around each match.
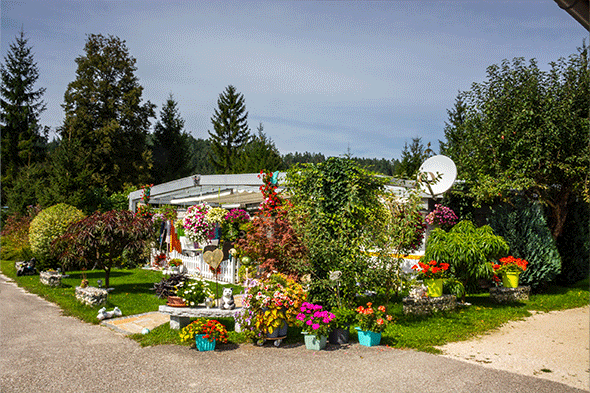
[302,332,327,350]
[266,319,288,339]
[329,326,350,345]
[195,334,216,351]
[502,272,520,288]
[355,327,381,347]
[167,295,186,307]
[425,278,444,297]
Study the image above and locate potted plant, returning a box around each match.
[328,307,356,345]
[425,204,458,230]
[179,318,228,351]
[176,277,208,307]
[492,256,528,288]
[295,302,335,350]
[412,260,450,297]
[168,258,183,273]
[183,203,215,245]
[241,273,307,345]
[355,302,393,347]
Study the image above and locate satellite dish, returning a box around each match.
[417,155,457,197]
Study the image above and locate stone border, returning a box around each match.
[489,286,530,303]
[402,294,457,316]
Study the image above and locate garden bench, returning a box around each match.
[159,305,242,329]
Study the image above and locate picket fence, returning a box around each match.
[165,249,240,284]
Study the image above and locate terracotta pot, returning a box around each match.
[167,295,186,307]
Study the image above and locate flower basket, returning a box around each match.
[425,278,444,297]
[355,327,381,347]
[195,334,216,351]
[167,295,186,307]
[302,332,327,350]
[501,272,520,288]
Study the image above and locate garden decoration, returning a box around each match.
[179,318,228,351]
[355,302,393,347]
[412,260,450,297]
[96,307,122,321]
[296,302,335,350]
[204,248,224,306]
[183,203,214,245]
[219,287,236,310]
[493,256,528,288]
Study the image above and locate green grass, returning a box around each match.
[2,259,588,352]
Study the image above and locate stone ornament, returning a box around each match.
[219,287,235,310]
[97,307,122,320]
[203,248,224,270]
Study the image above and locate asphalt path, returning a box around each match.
[1,273,586,393]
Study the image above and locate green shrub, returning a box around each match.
[488,198,561,291]
[0,206,40,261]
[29,204,85,269]
[423,220,509,293]
[556,199,590,285]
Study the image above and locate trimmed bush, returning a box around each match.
[423,220,509,293]
[29,204,85,269]
[488,198,561,291]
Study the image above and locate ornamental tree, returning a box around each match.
[440,43,589,239]
[53,210,153,288]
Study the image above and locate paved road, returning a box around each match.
[1,274,586,393]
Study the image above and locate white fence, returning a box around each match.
[166,250,240,284]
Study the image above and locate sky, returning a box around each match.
[1,0,587,160]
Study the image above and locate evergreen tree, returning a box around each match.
[151,94,191,183]
[184,136,215,175]
[234,123,283,173]
[0,30,48,206]
[208,85,251,173]
[60,34,155,193]
[282,151,326,168]
[395,137,434,179]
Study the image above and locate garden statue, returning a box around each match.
[219,287,235,310]
[97,307,122,320]
[16,258,37,276]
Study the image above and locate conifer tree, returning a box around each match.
[60,34,155,193]
[208,85,251,173]
[0,30,48,205]
[234,123,283,173]
[152,94,191,183]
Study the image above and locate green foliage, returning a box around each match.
[0,30,48,206]
[28,204,85,269]
[394,137,434,179]
[208,85,252,174]
[423,220,509,293]
[184,136,215,175]
[0,205,40,261]
[234,123,283,173]
[151,94,192,183]
[556,199,590,285]
[441,44,589,239]
[488,198,561,291]
[60,33,155,194]
[286,157,388,307]
[53,210,153,287]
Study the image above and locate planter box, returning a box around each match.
[75,286,108,306]
[40,271,62,287]
[355,328,381,347]
[303,333,327,350]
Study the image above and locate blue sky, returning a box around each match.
[1,0,586,160]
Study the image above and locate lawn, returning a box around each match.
[2,259,588,352]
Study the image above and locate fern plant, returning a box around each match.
[423,220,508,293]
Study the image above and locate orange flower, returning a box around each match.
[378,305,386,312]
[376,318,384,325]
[386,315,393,321]
[366,302,372,307]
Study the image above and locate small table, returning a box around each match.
[158,305,241,329]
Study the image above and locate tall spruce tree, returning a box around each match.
[395,137,434,179]
[208,85,251,173]
[152,94,190,183]
[0,30,48,206]
[60,34,155,193]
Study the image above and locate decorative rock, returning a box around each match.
[40,271,62,287]
[402,294,457,316]
[96,307,122,320]
[489,286,530,303]
[75,286,108,307]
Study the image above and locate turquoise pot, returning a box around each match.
[195,334,216,351]
[355,327,381,347]
[302,332,327,350]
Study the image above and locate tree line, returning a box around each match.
[1,32,409,217]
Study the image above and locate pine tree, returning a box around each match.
[60,34,155,193]
[395,137,434,179]
[208,85,251,173]
[151,94,191,183]
[0,30,48,206]
[234,123,283,173]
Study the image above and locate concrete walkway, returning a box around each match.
[101,312,170,335]
[1,273,587,393]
